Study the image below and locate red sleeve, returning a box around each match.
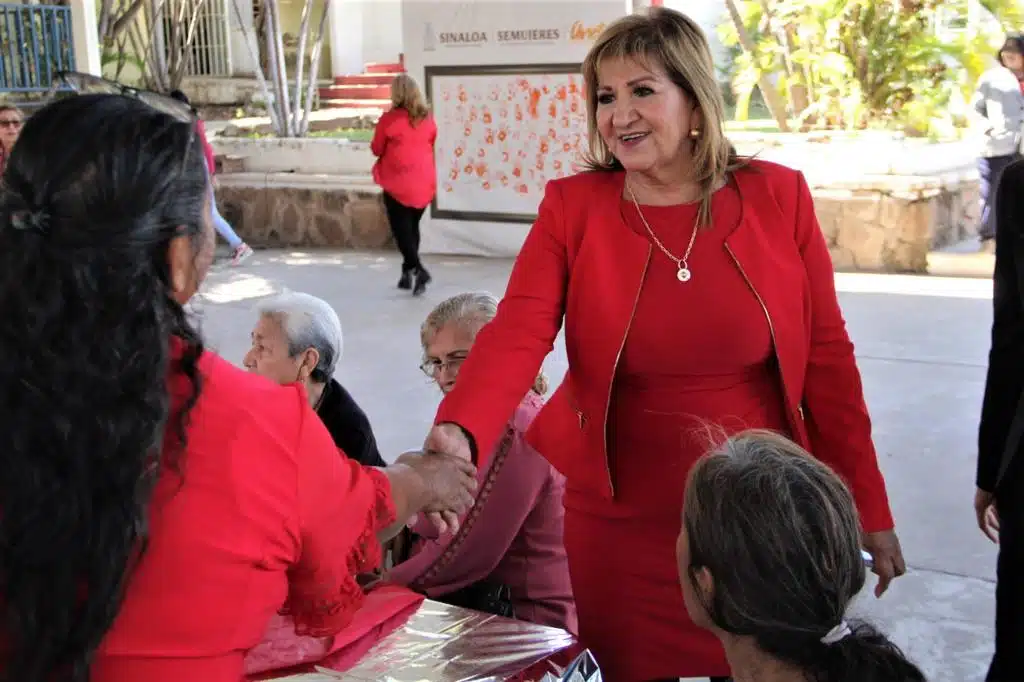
[285,403,397,637]
[370,112,390,157]
[195,119,216,176]
[791,171,895,533]
[434,182,568,462]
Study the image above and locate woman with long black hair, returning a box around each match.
[0,93,477,682]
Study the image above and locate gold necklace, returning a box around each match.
[626,181,700,283]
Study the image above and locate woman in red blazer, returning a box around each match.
[424,8,906,682]
[371,74,438,296]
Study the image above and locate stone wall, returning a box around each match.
[810,173,979,272]
[217,177,393,249]
[216,171,979,273]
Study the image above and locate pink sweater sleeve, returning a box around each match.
[385,399,551,593]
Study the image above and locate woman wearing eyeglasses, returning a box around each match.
[386,292,577,633]
[0,104,23,173]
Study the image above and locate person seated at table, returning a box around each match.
[679,430,925,682]
[386,292,577,633]
[244,291,386,467]
[0,93,478,682]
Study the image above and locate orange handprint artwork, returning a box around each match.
[434,71,588,217]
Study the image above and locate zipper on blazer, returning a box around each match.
[602,245,652,497]
[725,243,794,422]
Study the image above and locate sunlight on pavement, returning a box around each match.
[835,272,992,300]
[200,274,279,304]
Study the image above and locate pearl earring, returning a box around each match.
[689,127,701,139]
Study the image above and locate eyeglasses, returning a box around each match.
[419,352,469,377]
[0,119,22,128]
[48,71,196,123]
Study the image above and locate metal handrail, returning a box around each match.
[0,4,74,94]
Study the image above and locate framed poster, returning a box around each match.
[425,63,588,223]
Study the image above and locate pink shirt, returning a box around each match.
[370,108,437,209]
[386,392,576,633]
[195,119,216,176]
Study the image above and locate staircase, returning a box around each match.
[319,57,405,110]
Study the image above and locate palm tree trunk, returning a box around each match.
[724,0,791,132]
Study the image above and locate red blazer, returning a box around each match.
[370,108,437,209]
[436,160,895,533]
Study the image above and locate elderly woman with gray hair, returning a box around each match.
[385,292,576,632]
[244,292,386,467]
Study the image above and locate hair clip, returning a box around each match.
[10,208,47,233]
[820,620,852,645]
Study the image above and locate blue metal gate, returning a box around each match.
[0,3,74,94]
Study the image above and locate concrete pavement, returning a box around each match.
[196,250,998,682]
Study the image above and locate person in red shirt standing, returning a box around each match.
[371,74,438,296]
[422,8,905,681]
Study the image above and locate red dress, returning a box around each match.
[88,342,395,681]
[564,184,789,680]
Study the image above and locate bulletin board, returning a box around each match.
[425,63,589,224]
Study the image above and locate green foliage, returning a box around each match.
[718,0,1006,136]
[101,47,146,83]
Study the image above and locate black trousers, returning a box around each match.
[989,469,1024,681]
[382,191,425,273]
[979,153,1020,241]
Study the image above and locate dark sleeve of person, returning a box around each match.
[332,384,388,468]
[978,159,1024,492]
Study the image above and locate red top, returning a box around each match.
[370,108,437,209]
[387,393,576,633]
[436,160,895,533]
[195,119,216,176]
[89,341,396,682]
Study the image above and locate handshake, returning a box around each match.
[397,422,479,534]
[386,423,479,535]
[392,454,476,534]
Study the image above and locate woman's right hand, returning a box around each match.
[397,451,477,533]
[424,423,474,462]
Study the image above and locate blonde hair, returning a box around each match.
[581,7,744,227]
[390,74,430,126]
[421,292,548,395]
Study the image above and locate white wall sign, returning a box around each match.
[401,0,631,255]
[427,64,588,223]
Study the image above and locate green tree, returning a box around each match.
[719,0,996,135]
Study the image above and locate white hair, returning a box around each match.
[257,292,343,383]
[420,291,549,395]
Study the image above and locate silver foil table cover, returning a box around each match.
[274,599,589,682]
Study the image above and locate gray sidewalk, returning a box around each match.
[197,250,997,682]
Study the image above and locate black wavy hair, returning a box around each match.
[683,430,926,682]
[0,93,209,681]
[999,34,1024,65]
